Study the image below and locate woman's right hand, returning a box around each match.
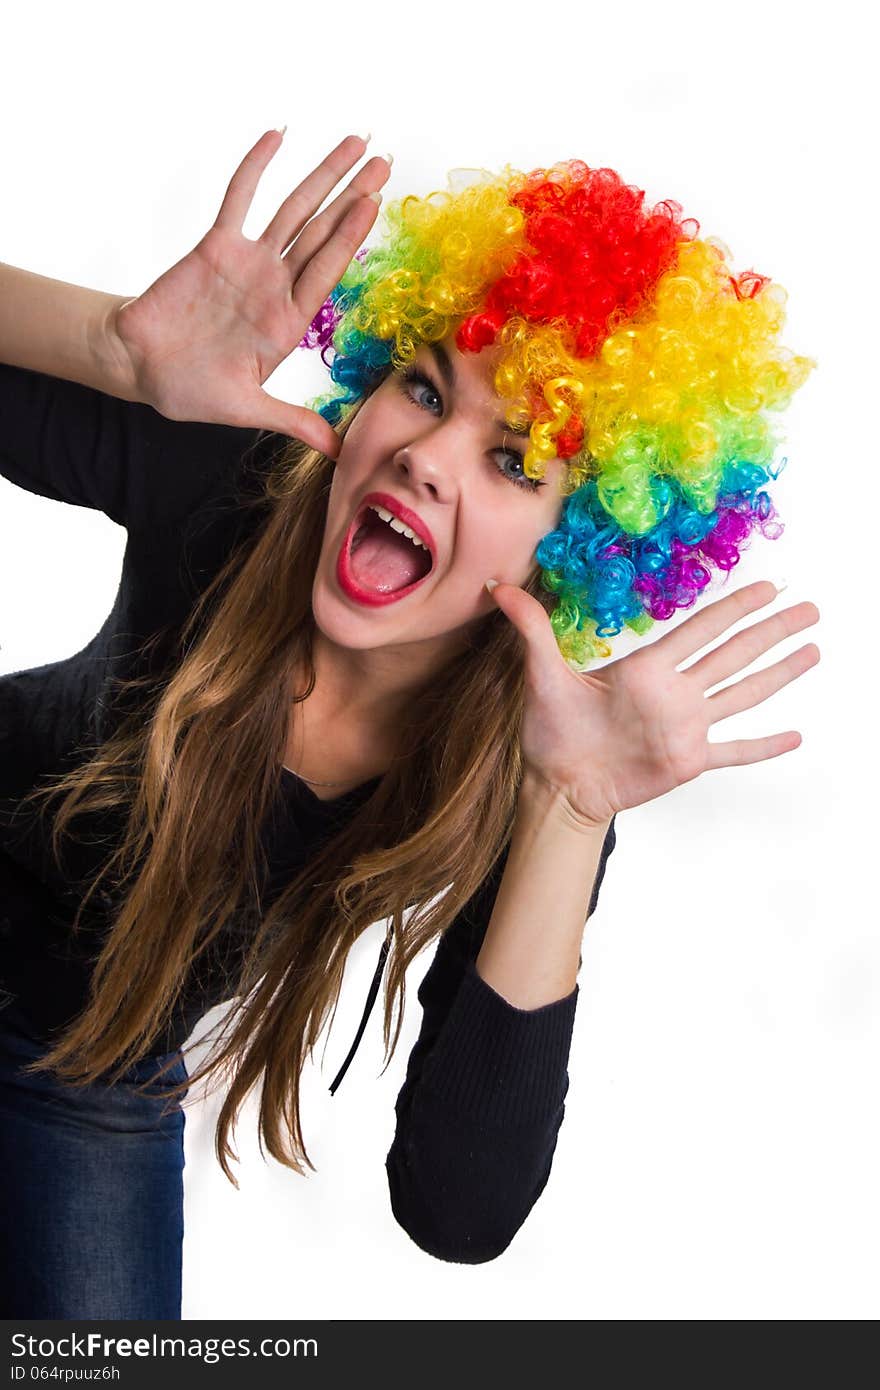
[109,130,391,459]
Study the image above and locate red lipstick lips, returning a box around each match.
[336,492,436,608]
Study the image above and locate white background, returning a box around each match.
[1,0,876,1321]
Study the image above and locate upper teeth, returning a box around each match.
[368,504,428,551]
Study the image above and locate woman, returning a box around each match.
[0,130,819,1318]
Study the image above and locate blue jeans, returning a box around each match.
[0,994,188,1319]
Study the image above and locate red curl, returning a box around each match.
[455,309,505,353]
[729,269,771,301]
[555,413,585,458]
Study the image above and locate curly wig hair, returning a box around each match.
[299,158,816,669]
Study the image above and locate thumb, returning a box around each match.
[239,392,343,460]
[485,579,561,675]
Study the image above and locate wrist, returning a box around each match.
[518,767,612,837]
[91,295,144,404]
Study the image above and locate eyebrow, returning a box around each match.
[425,340,531,438]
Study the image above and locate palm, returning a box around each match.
[118,228,307,416]
[507,579,821,828]
[114,131,390,456]
[536,653,715,822]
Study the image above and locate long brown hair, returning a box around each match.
[15,396,557,1187]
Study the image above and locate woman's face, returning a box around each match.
[310,334,567,665]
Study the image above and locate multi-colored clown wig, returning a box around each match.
[299,159,816,670]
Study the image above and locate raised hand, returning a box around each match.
[109,131,391,457]
[487,578,821,828]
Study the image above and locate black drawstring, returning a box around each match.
[328,925,393,1096]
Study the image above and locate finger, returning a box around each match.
[687,599,821,694]
[705,641,820,724]
[656,579,780,670]
[485,582,563,692]
[259,134,371,256]
[289,195,381,329]
[705,728,803,771]
[230,394,343,459]
[214,128,287,234]
[281,154,392,277]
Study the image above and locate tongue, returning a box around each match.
[350,520,428,593]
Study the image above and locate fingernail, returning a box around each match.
[274,124,287,138]
[775,577,789,594]
[368,191,383,205]
[485,578,499,593]
[356,131,372,144]
[381,151,394,167]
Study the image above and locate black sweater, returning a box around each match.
[0,361,616,1263]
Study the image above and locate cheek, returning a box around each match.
[331,427,374,495]
[457,517,545,579]
[333,403,398,484]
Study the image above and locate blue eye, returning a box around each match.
[396,366,543,493]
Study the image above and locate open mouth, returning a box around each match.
[337,501,435,606]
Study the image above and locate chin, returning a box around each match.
[308,571,400,653]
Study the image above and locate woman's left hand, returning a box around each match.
[486,577,821,829]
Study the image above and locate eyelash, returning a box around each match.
[395,366,544,493]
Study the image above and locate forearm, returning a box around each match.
[0,262,140,401]
[475,769,612,1009]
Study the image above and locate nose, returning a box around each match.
[392,442,445,500]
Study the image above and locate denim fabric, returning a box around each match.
[0,994,188,1319]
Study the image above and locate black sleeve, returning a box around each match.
[0,362,264,529]
[385,814,617,1264]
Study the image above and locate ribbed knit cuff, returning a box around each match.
[418,958,579,1128]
